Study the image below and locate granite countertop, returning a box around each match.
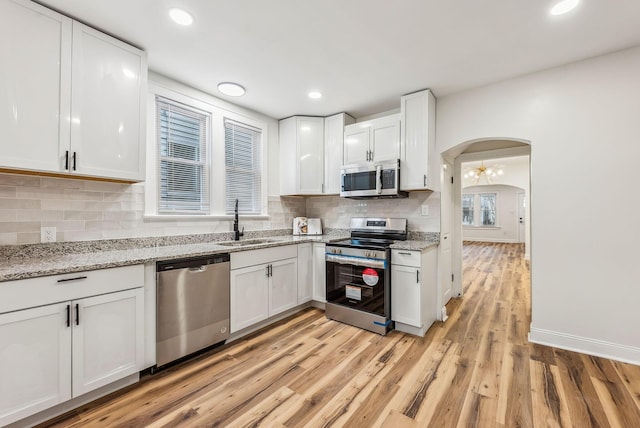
[0,234,348,282]
[0,231,440,282]
[389,239,440,251]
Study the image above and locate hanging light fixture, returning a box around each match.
[463,161,504,184]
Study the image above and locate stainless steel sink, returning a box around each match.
[216,238,276,247]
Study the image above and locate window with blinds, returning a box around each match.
[224,119,262,215]
[156,97,210,214]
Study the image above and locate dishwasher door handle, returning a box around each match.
[188,266,207,273]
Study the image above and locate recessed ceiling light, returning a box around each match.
[550,0,579,16]
[217,82,246,97]
[169,8,194,26]
[308,91,322,99]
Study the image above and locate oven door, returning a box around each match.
[325,253,389,317]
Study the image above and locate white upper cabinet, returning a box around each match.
[280,116,325,195]
[343,114,400,165]
[324,113,355,194]
[0,0,72,173]
[0,0,147,182]
[400,89,438,191]
[70,22,147,181]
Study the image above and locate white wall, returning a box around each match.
[462,185,522,243]
[437,46,640,364]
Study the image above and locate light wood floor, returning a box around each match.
[41,242,640,427]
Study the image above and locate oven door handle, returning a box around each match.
[325,253,387,269]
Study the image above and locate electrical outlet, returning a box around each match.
[421,205,429,216]
[41,227,56,243]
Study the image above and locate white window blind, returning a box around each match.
[225,119,262,215]
[157,97,210,214]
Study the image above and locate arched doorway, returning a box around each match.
[439,139,531,306]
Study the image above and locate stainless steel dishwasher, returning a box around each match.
[156,253,230,368]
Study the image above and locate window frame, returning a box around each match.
[479,193,497,227]
[462,194,474,226]
[156,96,211,215]
[462,192,499,228]
[145,80,269,219]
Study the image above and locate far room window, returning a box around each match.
[156,97,210,214]
[225,119,262,215]
[480,193,497,226]
[462,194,474,225]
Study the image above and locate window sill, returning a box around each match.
[144,214,269,221]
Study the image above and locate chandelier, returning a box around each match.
[463,161,504,184]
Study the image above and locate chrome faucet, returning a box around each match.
[234,199,244,241]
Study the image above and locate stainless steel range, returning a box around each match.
[325,218,407,335]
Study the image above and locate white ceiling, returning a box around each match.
[38,0,640,120]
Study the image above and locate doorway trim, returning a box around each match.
[450,144,531,298]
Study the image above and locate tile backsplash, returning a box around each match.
[0,172,439,245]
[306,192,440,232]
[0,173,306,245]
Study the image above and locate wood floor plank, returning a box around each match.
[37,242,640,428]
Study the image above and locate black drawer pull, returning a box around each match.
[57,276,88,283]
[65,150,69,170]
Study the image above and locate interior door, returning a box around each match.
[518,192,526,243]
[440,161,453,316]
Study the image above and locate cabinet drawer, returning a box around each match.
[0,264,144,314]
[231,245,297,270]
[391,249,421,267]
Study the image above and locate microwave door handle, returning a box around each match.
[376,164,382,194]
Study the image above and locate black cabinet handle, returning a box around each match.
[66,304,70,327]
[64,150,69,170]
[57,276,88,283]
[75,303,79,326]
[72,152,77,171]
[416,270,420,283]
[266,265,270,278]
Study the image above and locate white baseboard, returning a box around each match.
[529,327,640,366]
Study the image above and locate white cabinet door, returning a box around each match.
[70,22,146,181]
[0,303,71,427]
[279,116,324,195]
[312,243,326,302]
[0,0,71,174]
[400,89,437,191]
[297,117,324,194]
[270,258,298,315]
[324,113,354,194]
[72,288,144,397]
[344,114,400,164]
[230,264,270,332]
[391,264,421,327]
[370,118,400,162]
[343,126,370,165]
[297,243,313,304]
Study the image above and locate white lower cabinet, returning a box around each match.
[72,288,144,397]
[391,247,437,337]
[312,243,326,302]
[0,303,71,425]
[297,243,313,304]
[230,245,298,333]
[0,265,145,427]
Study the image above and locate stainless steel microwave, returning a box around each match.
[340,159,408,198]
